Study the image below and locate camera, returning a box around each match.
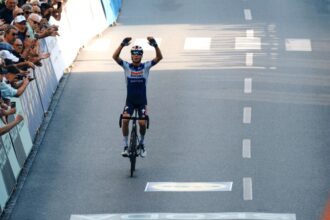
[15,74,24,80]
[11,102,16,108]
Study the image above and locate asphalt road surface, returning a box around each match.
[3,0,330,220]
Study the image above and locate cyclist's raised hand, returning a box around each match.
[147,37,158,47]
[121,37,132,46]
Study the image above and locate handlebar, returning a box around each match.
[119,114,150,129]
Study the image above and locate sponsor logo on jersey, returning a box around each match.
[131,71,143,77]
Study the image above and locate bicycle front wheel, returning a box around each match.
[130,155,136,177]
[129,128,138,177]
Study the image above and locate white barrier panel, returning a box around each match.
[0,171,8,212]
[45,37,66,81]
[0,141,15,208]
[0,122,20,179]
[20,79,45,140]
[33,42,59,113]
[55,0,108,70]
[10,98,33,156]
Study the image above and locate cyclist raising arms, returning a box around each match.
[112,37,163,158]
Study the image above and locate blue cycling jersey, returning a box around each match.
[119,60,156,105]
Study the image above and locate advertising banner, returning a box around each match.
[0,142,15,203]
[0,119,21,178]
[19,79,45,140]
[101,0,121,25]
[34,40,58,112]
[9,97,33,157]
[110,0,122,20]
[45,37,66,81]
[0,171,8,212]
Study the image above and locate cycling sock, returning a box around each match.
[140,135,144,145]
[123,136,128,147]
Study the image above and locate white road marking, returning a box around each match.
[145,182,233,192]
[244,9,252,20]
[242,139,251,158]
[243,107,252,124]
[246,30,254,38]
[184,37,211,50]
[134,38,162,51]
[70,213,296,220]
[243,177,253,200]
[285,39,312,51]
[244,78,252,94]
[245,53,253,66]
[235,35,261,50]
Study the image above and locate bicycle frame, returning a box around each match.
[119,109,149,177]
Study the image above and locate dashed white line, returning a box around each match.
[235,37,261,50]
[243,107,252,124]
[244,9,252,20]
[245,53,253,66]
[242,139,251,158]
[244,78,252,94]
[243,177,253,200]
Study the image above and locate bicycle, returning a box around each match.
[119,109,149,177]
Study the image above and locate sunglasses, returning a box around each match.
[16,13,24,16]
[131,50,143,55]
[31,20,39,25]
[11,32,18,36]
[24,11,31,15]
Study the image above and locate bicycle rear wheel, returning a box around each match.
[129,128,138,177]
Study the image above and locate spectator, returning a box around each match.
[17,0,27,7]
[0,0,18,24]
[0,48,30,88]
[12,7,24,20]
[3,24,18,45]
[40,0,62,21]
[1,97,16,116]
[0,112,24,135]
[0,93,24,135]
[12,37,35,70]
[31,4,40,15]
[0,58,30,98]
[26,12,40,39]
[21,3,32,20]
[0,40,14,51]
[4,37,34,84]
[0,0,5,10]
[13,15,27,42]
[30,0,39,7]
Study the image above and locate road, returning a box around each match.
[4,0,330,219]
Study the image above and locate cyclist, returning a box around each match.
[112,36,163,158]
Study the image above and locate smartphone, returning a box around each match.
[11,102,16,108]
[3,98,10,106]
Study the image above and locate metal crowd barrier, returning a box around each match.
[0,0,122,215]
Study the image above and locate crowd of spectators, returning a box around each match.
[0,0,64,136]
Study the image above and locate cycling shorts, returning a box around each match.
[123,103,147,118]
